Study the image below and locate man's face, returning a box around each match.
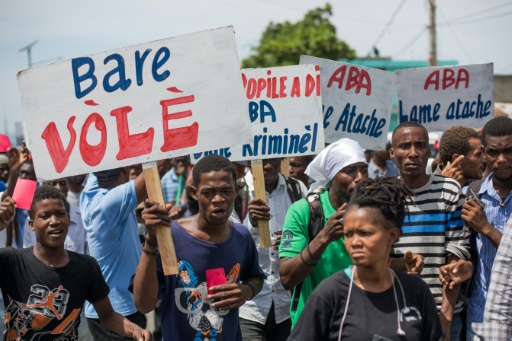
[19,163,37,181]
[129,164,143,180]
[484,134,512,181]
[461,138,486,180]
[331,162,368,204]
[391,127,430,177]
[67,174,86,187]
[262,158,281,187]
[43,178,69,197]
[289,157,307,180]
[29,198,70,249]
[173,157,190,176]
[0,164,9,183]
[192,170,237,226]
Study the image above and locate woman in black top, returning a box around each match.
[289,177,442,341]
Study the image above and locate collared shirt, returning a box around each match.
[161,167,187,205]
[467,173,512,325]
[80,174,141,318]
[239,174,307,325]
[367,159,399,179]
[472,214,512,340]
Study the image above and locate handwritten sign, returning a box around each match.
[192,64,324,162]
[300,56,394,150]
[17,26,251,180]
[396,63,494,131]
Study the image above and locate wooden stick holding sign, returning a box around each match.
[280,158,290,177]
[142,162,178,275]
[250,159,272,248]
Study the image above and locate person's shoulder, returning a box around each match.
[68,251,99,267]
[0,246,20,258]
[393,269,430,291]
[433,174,461,190]
[312,269,349,297]
[231,222,252,238]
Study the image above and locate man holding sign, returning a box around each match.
[80,168,151,339]
[132,155,265,341]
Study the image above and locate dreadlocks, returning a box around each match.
[347,177,414,230]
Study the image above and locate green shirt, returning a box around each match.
[279,189,352,330]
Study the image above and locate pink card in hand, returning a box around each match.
[12,179,37,210]
[206,268,227,294]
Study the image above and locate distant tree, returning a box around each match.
[242,3,356,68]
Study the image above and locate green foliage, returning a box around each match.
[242,3,356,68]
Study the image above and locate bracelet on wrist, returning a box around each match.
[144,233,158,247]
[242,282,256,300]
[306,244,320,262]
[300,249,317,266]
[142,245,159,256]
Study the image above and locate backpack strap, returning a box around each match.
[464,179,484,297]
[307,191,325,241]
[284,176,303,203]
[291,190,325,313]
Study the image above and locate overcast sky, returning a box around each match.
[1,0,511,137]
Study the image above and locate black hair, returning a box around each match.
[29,185,68,220]
[192,154,236,187]
[439,126,480,164]
[391,121,428,144]
[347,177,414,231]
[481,117,512,146]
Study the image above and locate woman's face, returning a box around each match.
[343,206,399,268]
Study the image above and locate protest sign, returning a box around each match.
[191,64,324,162]
[18,26,252,275]
[17,26,252,181]
[396,63,494,131]
[300,56,394,150]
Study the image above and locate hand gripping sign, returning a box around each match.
[17,26,252,274]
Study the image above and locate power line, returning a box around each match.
[438,10,512,25]
[442,2,512,23]
[393,27,428,59]
[437,6,473,63]
[367,0,406,56]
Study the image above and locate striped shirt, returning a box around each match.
[467,173,512,326]
[472,214,512,340]
[391,174,470,312]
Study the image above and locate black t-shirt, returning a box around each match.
[0,247,110,340]
[289,268,442,341]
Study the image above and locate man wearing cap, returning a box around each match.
[80,168,149,340]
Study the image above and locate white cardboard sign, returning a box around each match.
[17,26,251,180]
[396,63,494,131]
[300,55,394,150]
[192,64,324,162]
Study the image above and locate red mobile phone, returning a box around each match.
[206,268,227,295]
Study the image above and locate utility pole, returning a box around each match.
[19,40,39,68]
[428,0,437,66]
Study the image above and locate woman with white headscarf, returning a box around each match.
[278,138,369,330]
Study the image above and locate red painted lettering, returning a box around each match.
[327,65,347,89]
[160,95,199,152]
[279,76,287,98]
[456,69,470,89]
[291,77,301,97]
[79,113,107,166]
[41,116,77,173]
[442,69,455,89]
[110,106,154,160]
[424,68,470,90]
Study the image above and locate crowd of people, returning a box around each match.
[0,116,511,340]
